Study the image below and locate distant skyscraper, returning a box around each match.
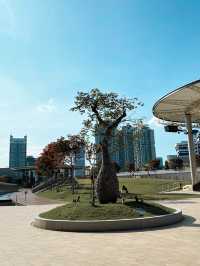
[121,125,135,169]
[175,141,189,160]
[175,132,200,165]
[9,135,27,168]
[26,155,37,167]
[95,124,156,171]
[74,147,85,177]
[134,125,156,169]
[95,126,123,168]
[156,157,163,169]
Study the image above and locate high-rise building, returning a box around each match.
[195,133,200,155]
[9,135,27,168]
[175,132,200,165]
[156,157,163,169]
[95,126,123,168]
[74,147,85,177]
[95,124,156,171]
[134,125,156,169]
[175,141,189,161]
[167,155,178,161]
[26,155,37,167]
[115,125,137,170]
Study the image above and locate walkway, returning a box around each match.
[11,189,61,205]
[0,198,200,265]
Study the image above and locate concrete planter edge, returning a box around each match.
[33,209,183,232]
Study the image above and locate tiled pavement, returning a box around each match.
[1,198,200,265]
[11,189,61,205]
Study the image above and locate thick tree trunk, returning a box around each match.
[96,138,119,204]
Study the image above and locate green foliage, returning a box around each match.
[71,88,144,204]
[39,201,174,221]
[164,160,169,170]
[168,158,183,170]
[128,163,135,172]
[36,135,84,177]
[39,177,197,203]
[71,88,143,135]
[148,159,160,170]
[36,142,61,177]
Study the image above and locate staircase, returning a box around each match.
[32,176,79,193]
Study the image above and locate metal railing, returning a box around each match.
[158,182,185,192]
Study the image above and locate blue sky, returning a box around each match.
[0,0,200,167]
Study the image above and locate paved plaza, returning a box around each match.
[11,189,61,206]
[0,198,200,266]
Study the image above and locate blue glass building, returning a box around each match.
[9,135,27,168]
[95,125,156,171]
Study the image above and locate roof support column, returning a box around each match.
[185,113,197,189]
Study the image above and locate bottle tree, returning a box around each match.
[71,88,143,204]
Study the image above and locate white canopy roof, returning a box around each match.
[153,80,200,123]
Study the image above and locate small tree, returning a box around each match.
[36,142,62,179]
[126,162,135,177]
[84,141,98,206]
[168,158,183,170]
[36,135,84,192]
[128,163,135,172]
[176,158,184,170]
[148,159,160,170]
[55,135,85,193]
[71,88,143,203]
[164,160,169,170]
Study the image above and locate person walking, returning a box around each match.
[24,190,28,201]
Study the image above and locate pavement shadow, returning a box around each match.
[139,214,200,231]
[162,200,197,204]
[77,215,199,234]
[33,214,199,235]
[177,215,200,228]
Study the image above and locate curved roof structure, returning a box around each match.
[153,80,200,123]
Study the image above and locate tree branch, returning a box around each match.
[91,103,106,126]
[106,109,126,134]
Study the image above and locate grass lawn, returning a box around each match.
[40,201,174,220]
[37,177,198,203]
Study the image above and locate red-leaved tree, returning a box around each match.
[36,135,85,182]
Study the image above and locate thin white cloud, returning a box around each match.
[36,98,57,113]
[148,116,163,128]
[28,144,43,158]
[0,0,16,36]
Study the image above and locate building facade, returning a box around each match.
[175,141,189,165]
[156,157,163,169]
[133,125,156,169]
[9,135,27,168]
[167,155,178,161]
[26,155,37,167]
[175,132,200,165]
[74,147,85,177]
[95,124,156,171]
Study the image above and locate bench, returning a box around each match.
[120,192,143,204]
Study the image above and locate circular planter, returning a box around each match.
[33,209,183,232]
